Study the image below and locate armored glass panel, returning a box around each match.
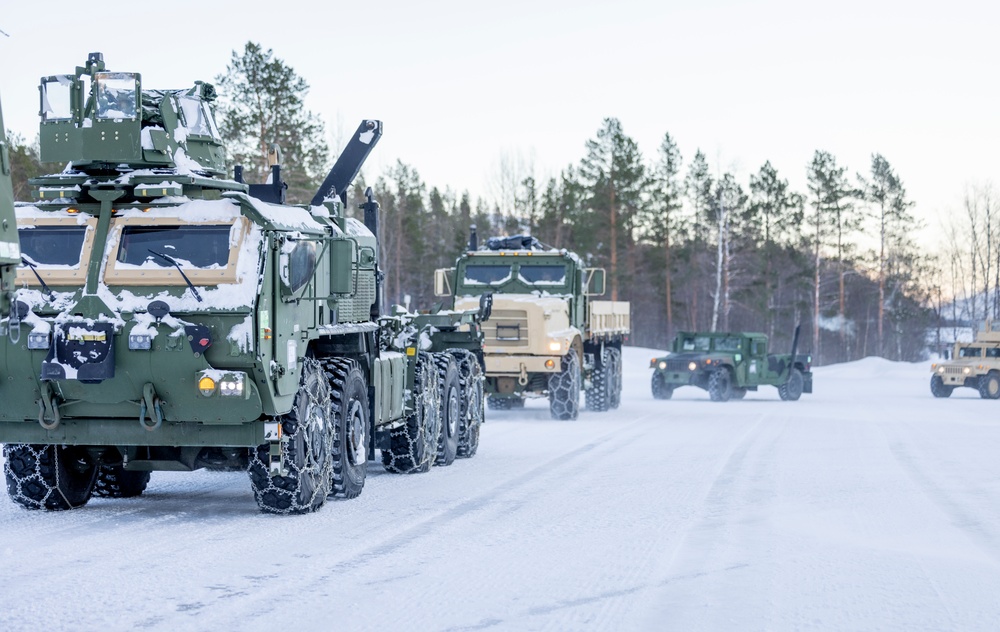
[715,337,742,352]
[958,347,982,358]
[41,77,73,121]
[19,226,87,266]
[986,348,1000,358]
[117,225,231,269]
[693,337,710,351]
[95,73,138,120]
[519,265,567,285]
[464,264,511,284]
[681,337,695,351]
[178,96,213,136]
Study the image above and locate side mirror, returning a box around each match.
[584,268,606,296]
[479,293,493,321]
[434,267,454,297]
[280,241,317,295]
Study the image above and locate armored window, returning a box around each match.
[178,96,216,137]
[958,347,982,358]
[715,337,742,352]
[681,337,696,351]
[519,265,567,285]
[40,76,74,121]
[753,341,766,355]
[95,73,138,120]
[464,264,511,285]
[986,348,1000,358]
[693,337,710,351]
[19,226,88,267]
[117,225,232,269]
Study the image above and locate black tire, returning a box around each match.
[585,347,611,412]
[93,465,150,498]
[978,372,1000,399]
[651,372,673,400]
[435,353,461,466]
[487,395,523,410]
[3,444,98,510]
[248,358,334,514]
[325,358,369,499]
[608,347,623,409]
[450,350,483,458]
[708,367,733,402]
[382,352,441,474]
[549,351,581,420]
[778,367,804,401]
[929,375,954,398]
[731,388,747,400]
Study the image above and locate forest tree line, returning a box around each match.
[4,42,963,364]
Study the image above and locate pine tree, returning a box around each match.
[215,42,329,204]
[644,132,684,338]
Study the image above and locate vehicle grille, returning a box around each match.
[664,359,690,371]
[943,367,967,375]
[484,309,529,348]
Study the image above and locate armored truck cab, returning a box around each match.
[0,54,482,514]
[436,234,629,420]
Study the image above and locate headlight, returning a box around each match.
[688,361,697,371]
[937,366,945,374]
[128,334,152,350]
[963,367,971,375]
[197,371,248,398]
[27,332,51,350]
[548,341,563,352]
[658,361,667,370]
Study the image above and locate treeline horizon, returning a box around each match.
[9,41,981,365]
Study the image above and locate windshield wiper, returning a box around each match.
[148,250,203,303]
[20,257,56,300]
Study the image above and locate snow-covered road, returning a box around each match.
[2,347,999,631]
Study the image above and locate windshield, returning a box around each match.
[19,226,87,267]
[715,337,742,352]
[178,96,219,137]
[464,264,511,285]
[519,265,567,285]
[958,347,982,358]
[117,225,231,269]
[40,76,74,121]
[95,73,138,120]
[681,337,711,352]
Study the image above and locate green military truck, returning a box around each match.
[0,92,19,313]
[435,232,630,420]
[649,329,812,402]
[929,321,1000,398]
[0,53,484,514]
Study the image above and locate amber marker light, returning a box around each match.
[198,376,216,396]
[545,359,555,369]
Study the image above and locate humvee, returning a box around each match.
[649,329,812,401]
[0,53,485,514]
[930,321,1000,399]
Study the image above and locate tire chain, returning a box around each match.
[586,347,611,412]
[548,351,581,420]
[93,465,151,498]
[449,349,484,459]
[3,444,92,510]
[322,357,366,498]
[381,352,441,474]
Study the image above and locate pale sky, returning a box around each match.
[1,0,997,247]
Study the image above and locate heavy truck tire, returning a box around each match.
[93,465,150,498]
[324,358,369,499]
[487,395,523,410]
[3,444,98,510]
[382,352,441,474]
[450,350,484,458]
[978,372,1000,399]
[708,367,733,402]
[929,375,953,398]
[585,347,611,412]
[608,347,623,409]
[435,353,461,466]
[651,372,673,400]
[778,368,804,401]
[549,351,581,420]
[248,359,334,514]
[731,388,747,400]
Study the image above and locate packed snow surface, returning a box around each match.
[2,348,999,631]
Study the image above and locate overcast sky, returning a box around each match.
[1,0,996,246]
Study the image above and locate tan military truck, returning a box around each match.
[930,322,1000,398]
[436,233,630,420]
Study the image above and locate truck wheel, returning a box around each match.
[487,395,523,410]
[930,375,953,398]
[93,465,150,498]
[248,358,334,514]
[731,388,747,400]
[549,351,581,420]
[978,372,1000,399]
[3,444,98,510]
[585,347,611,412]
[651,372,673,399]
[778,368,804,401]
[708,367,733,402]
[450,350,483,458]
[608,347,623,409]
[324,358,368,499]
[435,353,461,466]
[382,352,441,474]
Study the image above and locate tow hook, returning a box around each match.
[518,363,529,386]
[37,382,61,430]
[138,382,164,431]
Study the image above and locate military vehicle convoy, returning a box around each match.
[930,322,1000,398]
[435,232,630,420]
[649,329,812,401]
[0,53,485,514]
